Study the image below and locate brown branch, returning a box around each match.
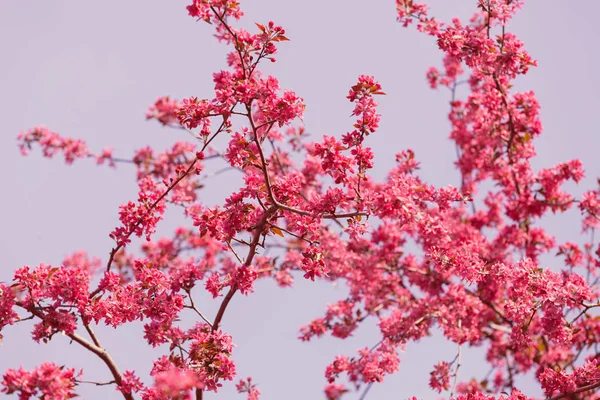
[185,290,213,328]
[102,155,200,273]
[212,206,279,332]
[197,21,280,400]
[450,320,463,398]
[76,379,116,386]
[358,382,374,400]
[569,302,600,326]
[548,380,600,400]
[68,333,133,399]
[246,104,368,220]
[210,6,247,79]
[83,321,101,348]
[16,302,133,400]
[89,108,236,300]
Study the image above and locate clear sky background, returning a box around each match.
[1,1,599,399]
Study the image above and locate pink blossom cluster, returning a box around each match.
[110,176,167,246]
[146,96,181,126]
[4,0,600,400]
[236,377,260,400]
[1,363,78,400]
[17,125,115,166]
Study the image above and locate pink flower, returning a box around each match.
[1,363,79,400]
[110,176,167,247]
[152,367,200,398]
[236,377,260,400]
[146,96,181,126]
[324,383,348,400]
[234,266,258,295]
[429,361,450,393]
[17,126,90,163]
[118,370,145,395]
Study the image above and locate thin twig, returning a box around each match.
[358,382,374,400]
[83,322,101,348]
[76,379,116,386]
[16,302,133,400]
[186,291,213,328]
[212,206,279,332]
[548,379,600,400]
[450,321,463,398]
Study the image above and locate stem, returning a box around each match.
[90,107,237,299]
[548,380,600,400]
[210,6,247,79]
[246,104,367,220]
[102,156,200,273]
[68,333,133,400]
[16,303,133,400]
[212,206,279,332]
[212,286,237,333]
[358,382,374,400]
[186,291,214,328]
[450,321,463,398]
[76,379,116,386]
[83,321,101,348]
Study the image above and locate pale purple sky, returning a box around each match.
[1,1,599,399]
